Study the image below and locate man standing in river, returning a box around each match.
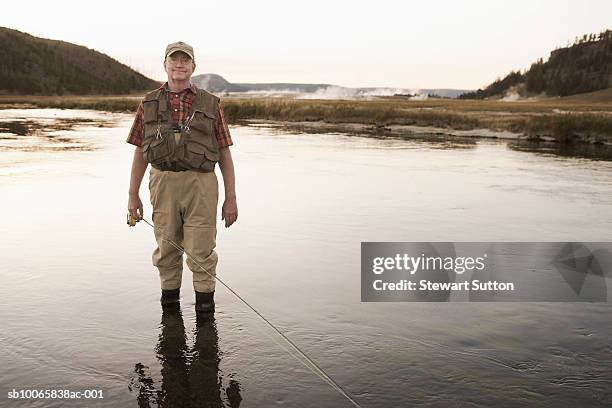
[126,41,237,313]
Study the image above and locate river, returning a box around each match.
[1,109,611,407]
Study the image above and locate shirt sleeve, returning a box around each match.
[126,101,144,147]
[215,100,234,148]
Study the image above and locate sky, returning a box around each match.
[1,0,611,90]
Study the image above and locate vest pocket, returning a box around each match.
[190,110,215,135]
[143,100,158,123]
[185,141,219,170]
[202,144,220,162]
[143,137,171,164]
[185,142,207,168]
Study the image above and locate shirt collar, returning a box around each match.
[160,82,198,94]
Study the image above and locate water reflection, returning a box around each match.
[0,118,104,135]
[130,308,243,407]
[509,140,612,162]
[0,143,94,152]
[244,121,479,150]
[0,115,115,152]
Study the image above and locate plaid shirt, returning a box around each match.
[126,82,233,148]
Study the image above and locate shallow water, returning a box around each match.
[0,109,611,407]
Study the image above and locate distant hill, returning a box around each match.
[191,74,334,93]
[0,27,159,95]
[191,73,247,93]
[191,74,470,99]
[460,29,612,99]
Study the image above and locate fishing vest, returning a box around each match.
[141,87,220,172]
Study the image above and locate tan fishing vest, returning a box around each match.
[141,87,220,172]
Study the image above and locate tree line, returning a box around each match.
[460,29,612,99]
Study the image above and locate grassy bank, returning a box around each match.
[221,97,612,143]
[1,94,611,143]
[0,95,142,112]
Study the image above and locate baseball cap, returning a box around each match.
[165,41,194,60]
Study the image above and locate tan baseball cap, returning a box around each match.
[165,41,194,60]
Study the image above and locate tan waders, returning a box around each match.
[141,87,222,311]
[149,166,219,294]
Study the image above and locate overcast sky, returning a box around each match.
[2,1,610,90]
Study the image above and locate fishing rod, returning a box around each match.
[128,213,363,408]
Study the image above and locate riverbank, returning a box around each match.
[1,94,611,144]
[242,118,529,142]
[223,97,612,144]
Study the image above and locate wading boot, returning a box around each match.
[160,288,180,308]
[195,290,215,313]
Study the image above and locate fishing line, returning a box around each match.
[135,216,363,408]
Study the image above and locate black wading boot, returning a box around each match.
[160,288,180,308]
[195,290,215,313]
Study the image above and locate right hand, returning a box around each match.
[128,193,144,221]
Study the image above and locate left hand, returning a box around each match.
[221,196,238,228]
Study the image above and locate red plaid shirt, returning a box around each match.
[126,82,233,148]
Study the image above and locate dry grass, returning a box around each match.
[221,97,612,141]
[1,93,611,142]
[0,94,142,112]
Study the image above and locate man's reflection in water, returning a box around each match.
[131,306,243,407]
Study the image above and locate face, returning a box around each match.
[164,51,196,82]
